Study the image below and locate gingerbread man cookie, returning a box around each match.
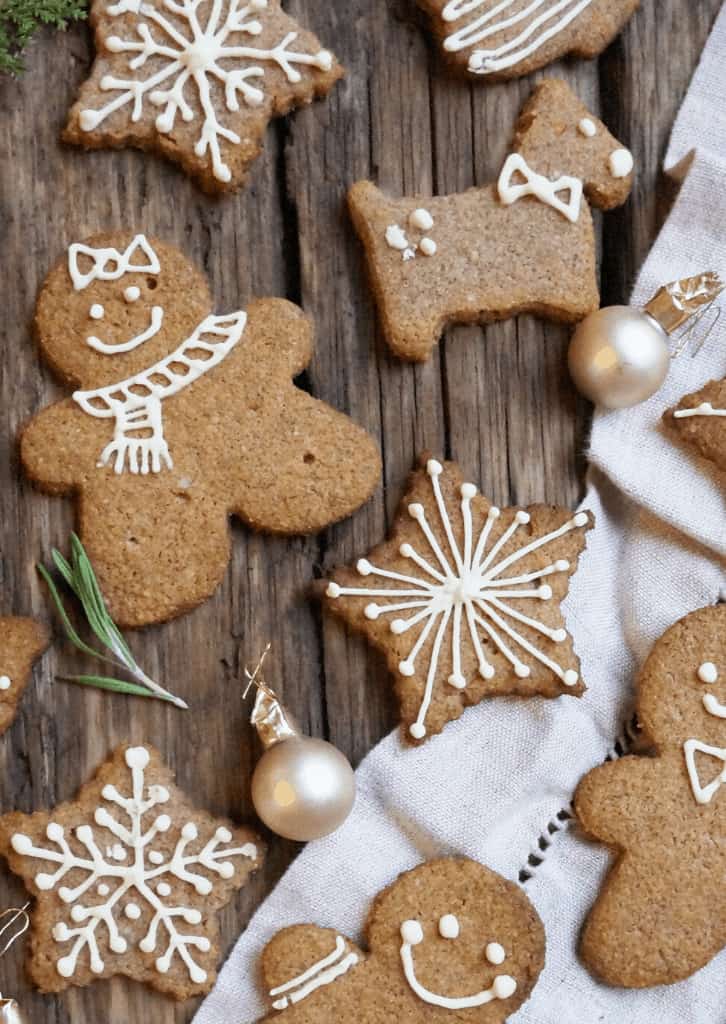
[349,79,634,361]
[575,605,726,987]
[324,455,592,744]
[64,0,342,193]
[666,376,726,477]
[0,744,263,999]
[0,618,50,736]
[21,233,381,628]
[417,0,639,80]
[258,858,544,1021]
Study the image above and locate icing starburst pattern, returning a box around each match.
[79,0,333,183]
[327,459,588,739]
[10,747,257,985]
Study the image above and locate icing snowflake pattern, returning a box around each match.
[10,747,257,983]
[327,459,588,739]
[80,0,333,183]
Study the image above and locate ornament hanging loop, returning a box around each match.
[243,644,299,748]
[0,904,29,958]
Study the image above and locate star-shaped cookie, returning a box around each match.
[666,377,726,476]
[324,456,592,744]
[63,0,342,193]
[0,618,50,736]
[0,744,264,999]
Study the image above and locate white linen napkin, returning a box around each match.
[195,7,726,1021]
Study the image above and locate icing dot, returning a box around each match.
[409,722,426,740]
[493,975,517,999]
[97,884,110,897]
[479,662,495,680]
[555,559,570,572]
[538,585,553,600]
[216,826,232,843]
[573,512,589,528]
[438,913,460,939]
[448,672,467,689]
[401,920,424,945]
[400,543,414,557]
[124,286,141,302]
[563,669,579,687]
[315,50,333,72]
[109,936,127,954]
[408,503,425,521]
[514,664,530,678]
[486,941,506,965]
[390,619,408,635]
[357,558,373,576]
[0,675,11,691]
[460,483,477,499]
[698,662,719,684]
[124,902,141,920]
[185,909,202,925]
[157,882,172,897]
[427,459,443,476]
[36,873,56,890]
[488,506,501,520]
[89,303,105,320]
[385,224,409,251]
[364,603,380,620]
[11,835,32,854]
[47,822,64,842]
[419,238,437,256]
[409,208,434,231]
[609,148,633,179]
[125,747,150,770]
[552,628,567,643]
[57,956,76,978]
[326,582,341,598]
[399,660,415,677]
[182,822,199,841]
[578,117,596,138]
[53,923,70,942]
[515,510,530,524]
[148,850,165,865]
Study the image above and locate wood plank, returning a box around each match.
[0,1,723,1020]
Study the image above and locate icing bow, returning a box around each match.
[68,234,161,292]
[683,739,726,805]
[497,153,583,223]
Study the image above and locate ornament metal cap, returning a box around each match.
[643,271,724,336]
[245,645,299,748]
[0,904,30,1024]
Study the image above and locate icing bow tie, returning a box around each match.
[68,234,161,291]
[684,739,726,805]
[497,153,583,224]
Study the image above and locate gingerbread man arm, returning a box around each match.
[21,400,99,493]
[574,756,663,848]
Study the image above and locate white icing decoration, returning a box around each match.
[684,739,726,805]
[90,304,105,320]
[87,304,164,355]
[674,401,726,419]
[157,882,172,897]
[269,934,359,1010]
[97,883,110,896]
[148,850,165,865]
[498,153,582,223]
[419,237,437,256]
[327,459,586,738]
[410,208,434,231]
[385,213,436,261]
[9,746,256,983]
[399,919,517,1008]
[79,0,333,184]
[699,662,719,685]
[385,224,410,251]
[107,843,127,861]
[438,913,459,939]
[486,941,506,965]
[441,0,595,75]
[69,235,160,292]
[124,902,141,920]
[578,117,596,137]
[124,286,141,302]
[608,148,633,178]
[73,311,246,475]
[0,675,11,691]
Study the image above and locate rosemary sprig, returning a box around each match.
[39,534,188,709]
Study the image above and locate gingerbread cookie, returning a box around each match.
[575,605,726,987]
[666,376,726,476]
[324,455,592,744]
[417,0,639,80]
[0,744,263,999]
[63,0,342,193]
[349,78,634,361]
[258,858,544,1020]
[21,232,381,628]
[0,618,49,736]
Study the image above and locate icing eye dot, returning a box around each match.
[124,285,141,303]
[438,914,460,939]
[89,304,105,320]
[0,675,11,691]
[609,148,633,179]
[401,920,424,945]
[578,117,596,138]
[698,662,719,685]
[486,941,506,965]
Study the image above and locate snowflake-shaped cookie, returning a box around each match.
[0,745,263,999]
[325,456,592,743]
[64,0,342,192]
[667,376,726,477]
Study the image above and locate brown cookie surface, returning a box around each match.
[665,377,726,476]
[324,454,592,744]
[21,232,381,627]
[575,605,726,987]
[258,858,544,1021]
[0,618,50,736]
[417,0,639,81]
[0,743,264,999]
[349,79,634,361]
[64,0,342,194]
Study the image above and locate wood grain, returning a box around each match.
[0,1,721,1020]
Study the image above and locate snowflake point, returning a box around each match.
[356,558,373,576]
[399,660,415,677]
[448,672,467,690]
[11,834,32,854]
[461,482,477,499]
[409,723,426,740]
[538,584,553,600]
[563,670,579,687]
[515,510,531,525]
[390,618,408,635]
[515,664,531,679]
[326,582,341,598]
[426,459,443,476]
[364,603,380,620]
[573,512,589,528]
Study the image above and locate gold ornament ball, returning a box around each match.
[251,736,355,842]
[568,306,671,409]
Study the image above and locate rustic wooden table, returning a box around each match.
[0,1,721,1020]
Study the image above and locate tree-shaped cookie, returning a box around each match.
[349,79,634,361]
[324,455,592,743]
[417,0,639,80]
[665,377,726,476]
[21,232,381,628]
[0,744,263,999]
[257,858,544,1021]
[575,605,726,987]
[0,618,50,736]
[64,0,342,193]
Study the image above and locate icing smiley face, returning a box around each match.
[684,660,726,805]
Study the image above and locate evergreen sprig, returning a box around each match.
[0,0,87,75]
[39,534,188,709]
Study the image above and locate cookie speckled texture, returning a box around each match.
[0,618,50,736]
[575,605,726,988]
[417,0,640,81]
[21,232,381,628]
[0,743,264,1000]
[259,859,545,1021]
[349,79,634,361]
[63,0,343,194]
[324,454,592,744]
[665,376,726,476]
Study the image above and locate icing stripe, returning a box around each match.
[269,936,359,1010]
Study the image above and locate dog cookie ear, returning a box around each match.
[260,925,362,1013]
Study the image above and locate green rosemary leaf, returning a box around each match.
[37,563,111,664]
[60,674,160,699]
